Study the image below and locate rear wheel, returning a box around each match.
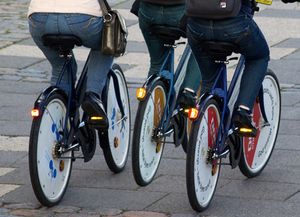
[29,91,72,207]
[186,98,221,212]
[239,69,281,177]
[132,80,167,186]
[100,64,131,173]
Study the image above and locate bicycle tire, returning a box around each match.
[186,98,221,212]
[132,80,167,186]
[100,64,131,173]
[239,69,281,178]
[29,91,72,207]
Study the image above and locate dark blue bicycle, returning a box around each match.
[185,41,281,211]
[132,25,196,186]
[28,34,131,206]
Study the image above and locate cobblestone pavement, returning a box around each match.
[0,0,300,217]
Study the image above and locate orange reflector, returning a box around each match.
[239,128,253,133]
[136,87,146,100]
[90,116,103,120]
[185,108,198,120]
[31,109,40,117]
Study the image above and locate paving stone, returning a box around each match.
[278,119,300,136]
[0,55,41,69]
[49,205,81,213]
[4,203,40,210]
[117,211,168,217]
[0,208,9,214]
[10,209,54,217]
[55,187,166,211]
[281,106,300,120]
[275,38,300,49]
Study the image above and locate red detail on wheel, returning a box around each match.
[243,101,261,168]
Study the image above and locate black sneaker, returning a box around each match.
[81,92,108,129]
[177,88,197,109]
[232,107,257,137]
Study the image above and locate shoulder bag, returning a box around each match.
[97,0,128,57]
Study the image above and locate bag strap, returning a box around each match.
[97,0,112,19]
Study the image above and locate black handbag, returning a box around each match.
[186,0,242,19]
[97,0,128,57]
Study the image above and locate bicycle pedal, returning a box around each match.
[87,116,109,129]
[234,127,257,137]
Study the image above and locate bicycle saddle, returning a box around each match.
[150,25,186,43]
[42,34,82,52]
[202,41,239,61]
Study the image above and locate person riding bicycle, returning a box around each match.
[186,0,270,136]
[131,0,201,108]
[28,0,110,128]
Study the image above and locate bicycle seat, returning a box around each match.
[202,41,239,61]
[42,34,82,53]
[150,25,186,43]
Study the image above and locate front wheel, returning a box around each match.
[100,64,131,173]
[132,80,167,186]
[186,98,221,212]
[239,69,281,178]
[29,91,72,207]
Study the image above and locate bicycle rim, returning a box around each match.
[29,95,72,206]
[187,99,221,211]
[132,81,166,185]
[103,65,130,172]
[241,71,281,176]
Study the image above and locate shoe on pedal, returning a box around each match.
[177,87,197,109]
[232,107,257,137]
[81,92,108,129]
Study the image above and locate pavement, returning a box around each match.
[0,0,300,216]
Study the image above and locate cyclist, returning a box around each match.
[131,0,201,108]
[186,0,270,136]
[28,0,110,127]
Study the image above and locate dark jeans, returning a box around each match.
[187,7,270,110]
[138,2,201,93]
[29,13,113,96]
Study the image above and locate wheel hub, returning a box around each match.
[114,137,119,148]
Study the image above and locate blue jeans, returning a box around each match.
[187,7,270,110]
[138,2,201,93]
[28,13,113,96]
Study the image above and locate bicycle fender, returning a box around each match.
[33,86,67,110]
[258,86,269,123]
[108,70,125,117]
[140,76,162,100]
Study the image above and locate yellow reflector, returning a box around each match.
[31,109,40,117]
[136,87,146,100]
[90,116,103,120]
[240,128,253,133]
[187,108,199,120]
[184,109,190,114]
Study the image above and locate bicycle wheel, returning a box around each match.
[132,80,167,186]
[100,64,131,173]
[239,69,281,178]
[29,91,72,207]
[186,98,221,212]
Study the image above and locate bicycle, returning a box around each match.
[185,40,281,211]
[132,25,196,186]
[28,34,131,206]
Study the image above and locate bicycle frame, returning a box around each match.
[201,55,269,157]
[141,43,192,137]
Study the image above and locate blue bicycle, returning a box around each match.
[28,34,131,206]
[186,41,281,211]
[132,25,196,186]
